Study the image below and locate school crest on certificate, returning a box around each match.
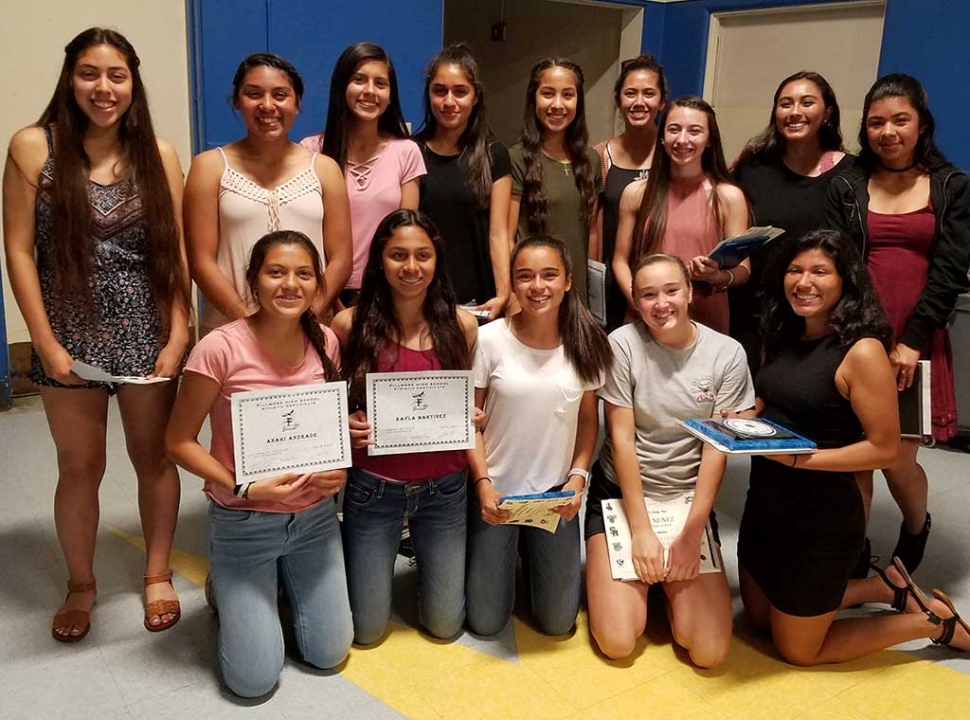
[366,371,475,456]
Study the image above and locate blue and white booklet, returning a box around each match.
[707,226,786,270]
[497,490,575,534]
[679,418,816,455]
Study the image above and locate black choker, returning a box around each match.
[878,160,919,173]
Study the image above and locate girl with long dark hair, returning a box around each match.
[594,54,668,330]
[301,43,425,304]
[585,254,753,666]
[466,237,609,636]
[185,53,352,334]
[738,229,970,663]
[828,74,970,573]
[415,43,512,319]
[331,209,478,645]
[732,71,853,375]
[166,230,352,697]
[612,97,748,335]
[3,28,189,640]
[508,58,601,304]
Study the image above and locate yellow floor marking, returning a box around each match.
[109,529,970,720]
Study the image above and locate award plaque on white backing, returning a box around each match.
[366,371,475,456]
[231,381,352,485]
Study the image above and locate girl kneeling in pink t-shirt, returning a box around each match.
[166,230,352,697]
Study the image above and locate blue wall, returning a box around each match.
[189,0,443,152]
[877,0,970,171]
[638,0,969,171]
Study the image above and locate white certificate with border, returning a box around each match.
[231,381,352,485]
[366,371,475,456]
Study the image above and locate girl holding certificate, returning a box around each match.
[612,98,749,334]
[184,53,352,334]
[828,74,970,573]
[584,253,754,667]
[738,229,970,662]
[166,230,353,697]
[3,28,188,641]
[332,208,479,645]
[465,236,610,636]
[415,44,512,319]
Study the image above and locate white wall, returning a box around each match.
[1,0,193,344]
[444,0,642,148]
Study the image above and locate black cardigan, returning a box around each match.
[826,161,970,349]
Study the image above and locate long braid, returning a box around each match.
[300,310,340,381]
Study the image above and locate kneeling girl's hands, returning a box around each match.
[665,526,701,583]
[552,475,585,522]
[631,527,665,585]
[246,473,309,502]
[305,469,347,498]
[476,479,511,526]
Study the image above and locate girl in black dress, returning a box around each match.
[738,229,969,663]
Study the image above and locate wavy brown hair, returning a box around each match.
[519,58,596,235]
[245,230,339,381]
[344,209,468,410]
[37,27,187,327]
[631,97,736,263]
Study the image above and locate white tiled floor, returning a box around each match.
[1,395,967,719]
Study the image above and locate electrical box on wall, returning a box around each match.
[491,22,506,42]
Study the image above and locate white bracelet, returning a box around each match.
[567,467,589,483]
[233,482,251,498]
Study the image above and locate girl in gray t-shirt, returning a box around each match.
[585,253,753,667]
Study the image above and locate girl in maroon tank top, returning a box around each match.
[331,209,479,645]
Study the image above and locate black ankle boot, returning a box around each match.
[892,512,931,573]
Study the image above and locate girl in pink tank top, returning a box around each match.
[612,97,749,334]
[332,209,479,645]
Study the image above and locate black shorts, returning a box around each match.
[583,461,721,544]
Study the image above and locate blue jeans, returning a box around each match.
[465,485,581,636]
[341,467,467,645]
[208,499,353,698]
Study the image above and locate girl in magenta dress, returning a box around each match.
[828,73,970,572]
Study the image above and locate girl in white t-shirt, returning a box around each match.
[585,253,754,667]
[466,236,610,635]
[166,230,352,697]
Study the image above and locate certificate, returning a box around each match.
[231,382,352,485]
[71,360,171,385]
[601,492,720,581]
[366,371,475,456]
[498,491,575,534]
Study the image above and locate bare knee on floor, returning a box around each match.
[590,619,640,660]
[671,616,731,669]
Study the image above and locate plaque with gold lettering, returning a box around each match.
[231,382,352,485]
[366,371,475,456]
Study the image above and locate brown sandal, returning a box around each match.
[144,571,181,632]
[52,580,96,643]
